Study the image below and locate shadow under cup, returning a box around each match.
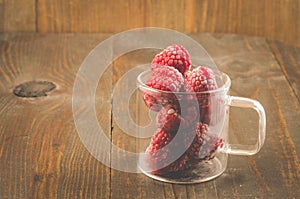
[136,70,266,184]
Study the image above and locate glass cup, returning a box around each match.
[136,70,266,184]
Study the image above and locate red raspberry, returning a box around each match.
[145,129,189,175]
[198,134,223,160]
[184,122,223,161]
[142,92,178,112]
[156,106,181,133]
[147,129,173,152]
[152,44,191,75]
[143,66,184,111]
[184,66,218,92]
[185,122,208,159]
[147,65,184,92]
[184,66,218,124]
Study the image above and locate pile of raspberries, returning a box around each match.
[142,44,223,175]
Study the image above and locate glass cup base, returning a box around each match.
[138,157,226,184]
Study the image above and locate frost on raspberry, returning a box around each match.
[184,66,218,124]
[142,66,184,111]
[145,129,189,175]
[184,66,218,93]
[151,44,191,75]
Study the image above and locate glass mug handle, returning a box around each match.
[222,96,266,155]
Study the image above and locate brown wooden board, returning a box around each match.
[0,0,36,32]
[0,33,299,198]
[36,0,146,33]
[1,0,300,46]
[0,33,112,198]
[268,40,300,104]
[35,0,300,46]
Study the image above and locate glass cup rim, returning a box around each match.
[137,69,231,94]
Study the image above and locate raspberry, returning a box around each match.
[156,106,181,133]
[145,129,189,175]
[198,134,223,160]
[184,66,218,124]
[147,66,184,92]
[152,44,191,75]
[147,129,173,152]
[143,66,184,111]
[184,122,223,161]
[185,122,208,159]
[184,66,218,92]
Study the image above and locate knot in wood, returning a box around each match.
[13,81,56,98]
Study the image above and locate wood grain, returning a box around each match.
[35,0,300,46]
[190,33,300,198]
[37,0,147,33]
[0,33,112,198]
[268,40,300,103]
[0,0,3,32]
[1,0,36,32]
[0,33,299,198]
[1,0,300,46]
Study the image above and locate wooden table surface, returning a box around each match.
[0,33,299,199]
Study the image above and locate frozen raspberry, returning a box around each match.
[185,122,208,159]
[146,129,189,175]
[152,44,191,75]
[198,134,223,160]
[184,66,218,92]
[184,66,218,124]
[147,129,173,152]
[156,106,181,133]
[184,122,223,161]
[143,66,184,111]
[146,66,184,92]
[142,92,178,112]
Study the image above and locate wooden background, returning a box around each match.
[0,32,300,198]
[0,0,299,46]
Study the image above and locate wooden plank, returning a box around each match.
[0,0,3,32]
[267,40,300,103]
[0,33,112,198]
[0,33,299,198]
[185,0,300,46]
[146,0,186,32]
[37,0,146,33]
[1,0,36,32]
[190,33,300,198]
[2,0,299,45]
[35,0,300,46]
